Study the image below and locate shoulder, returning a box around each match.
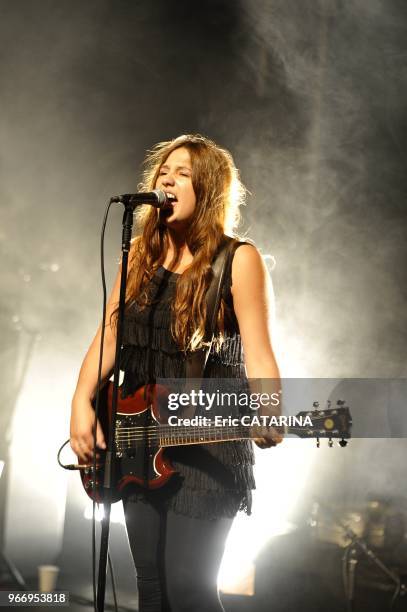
[231,242,266,282]
[230,242,271,304]
[232,242,263,268]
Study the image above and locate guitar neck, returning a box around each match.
[157,424,305,446]
[113,406,350,452]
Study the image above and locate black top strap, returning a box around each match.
[186,237,240,378]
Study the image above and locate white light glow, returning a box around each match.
[218,440,315,593]
[5,338,75,565]
[83,501,126,524]
[263,253,276,270]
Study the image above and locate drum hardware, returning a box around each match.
[312,499,407,611]
[309,497,407,552]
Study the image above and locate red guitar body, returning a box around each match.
[80,382,175,503]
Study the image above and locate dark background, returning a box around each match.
[0,1,406,609]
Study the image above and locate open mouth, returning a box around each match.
[160,193,176,217]
[165,192,177,204]
[160,192,177,216]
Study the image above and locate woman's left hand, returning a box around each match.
[253,426,284,448]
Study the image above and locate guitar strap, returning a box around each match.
[185,236,238,379]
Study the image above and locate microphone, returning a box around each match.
[110,189,170,208]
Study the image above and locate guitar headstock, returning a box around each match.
[294,400,352,447]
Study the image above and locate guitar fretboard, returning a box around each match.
[159,424,252,446]
[114,423,318,449]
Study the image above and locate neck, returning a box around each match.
[167,228,188,250]
[165,230,193,270]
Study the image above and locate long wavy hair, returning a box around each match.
[120,134,246,352]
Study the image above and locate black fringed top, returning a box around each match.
[120,243,255,519]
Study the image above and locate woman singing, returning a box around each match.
[70,134,282,611]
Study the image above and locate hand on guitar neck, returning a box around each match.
[252,425,284,448]
[247,378,284,449]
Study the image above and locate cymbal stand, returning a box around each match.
[315,499,406,611]
[342,529,406,611]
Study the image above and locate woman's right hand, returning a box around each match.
[70,394,106,462]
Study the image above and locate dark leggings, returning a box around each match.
[123,499,233,612]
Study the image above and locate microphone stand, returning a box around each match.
[96,202,135,612]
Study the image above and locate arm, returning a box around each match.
[70,263,123,461]
[231,243,283,447]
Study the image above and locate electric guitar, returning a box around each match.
[79,382,352,502]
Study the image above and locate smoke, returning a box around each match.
[2,1,405,377]
[220,0,407,377]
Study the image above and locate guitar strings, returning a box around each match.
[113,426,320,434]
[114,427,329,443]
[114,426,325,435]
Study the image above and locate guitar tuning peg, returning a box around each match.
[337,400,345,406]
[313,401,320,409]
[316,438,320,448]
[326,400,331,409]
[339,439,348,447]
[328,438,333,448]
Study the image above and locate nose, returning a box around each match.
[160,173,175,187]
